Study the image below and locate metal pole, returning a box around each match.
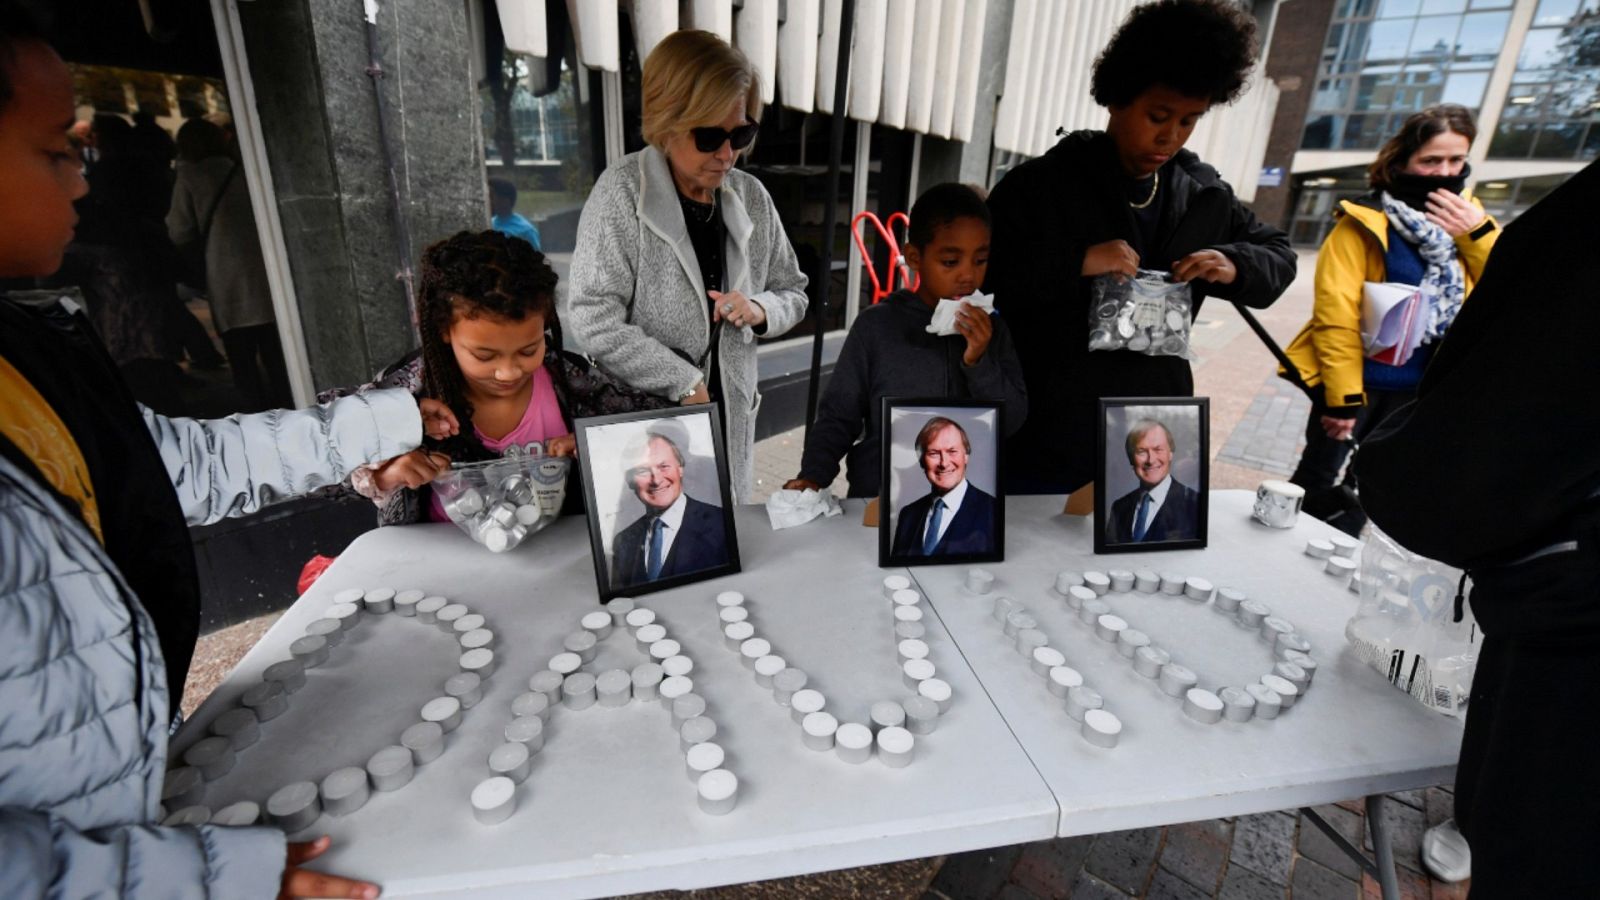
[806,0,857,433]
[363,2,418,337]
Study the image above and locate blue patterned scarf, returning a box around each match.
[1381,191,1465,341]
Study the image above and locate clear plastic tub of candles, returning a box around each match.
[433,452,571,553]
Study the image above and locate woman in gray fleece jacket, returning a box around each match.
[566,30,808,500]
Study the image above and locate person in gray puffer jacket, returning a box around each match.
[566,30,808,500]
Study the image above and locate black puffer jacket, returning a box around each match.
[985,130,1296,492]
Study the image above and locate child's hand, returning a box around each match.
[955,304,993,366]
[280,836,379,899]
[418,399,459,440]
[548,434,577,457]
[783,478,822,492]
[373,449,450,493]
[1171,249,1237,285]
[1082,239,1139,278]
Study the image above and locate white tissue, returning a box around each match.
[925,291,996,337]
[765,489,843,530]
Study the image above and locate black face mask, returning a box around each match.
[1386,163,1471,212]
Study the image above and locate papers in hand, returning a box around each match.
[1360,281,1426,367]
[925,290,996,336]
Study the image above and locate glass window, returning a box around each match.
[1532,121,1585,155]
[1467,0,1512,8]
[1441,69,1490,106]
[1409,15,1459,58]
[1455,12,1512,58]
[1368,18,1417,60]
[1420,0,1467,13]
[1377,0,1422,17]
[1581,124,1599,159]
[1518,29,1564,70]
[1303,115,1340,149]
[1489,121,1537,156]
[1533,0,1582,26]
[1312,77,1353,111]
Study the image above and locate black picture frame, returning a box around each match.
[879,398,1006,568]
[573,404,741,600]
[1094,397,1210,554]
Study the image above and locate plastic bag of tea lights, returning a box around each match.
[433,453,571,552]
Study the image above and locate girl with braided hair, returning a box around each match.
[334,229,671,524]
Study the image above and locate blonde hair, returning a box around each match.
[640,30,762,152]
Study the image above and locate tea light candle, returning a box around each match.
[1215,587,1246,613]
[1262,674,1300,709]
[445,672,483,710]
[1047,665,1084,698]
[1274,661,1310,693]
[489,741,533,785]
[789,689,826,724]
[659,675,694,707]
[870,700,906,731]
[1108,570,1136,592]
[528,670,565,703]
[1182,688,1224,724]
[1066,585,1098,610]
[183,736,235,780]
[835,722,874,764]
[1220,686,1257,722]
[421,696,463,733]
[562,672,597,710]
[320,767,370,817]
[1117,628,1150,659]
[626,607,657,630]
[650,639,682,662]
[894,605,924,623]
[435,603,469,631]
[578,610,613,640]
[919,678,952,713]
[1078,598,1110,626]
[597,669,633,707]
[471,776,516,825]
[261,659,304,695]
[1083,571,1111,595]
[1005,610,1039,638]
[393,589,423,617]
[1133,569,1161,593]
[1081,709,1122,748]
[895,620,927,640]
[1326,556,1358,579]
[357,746,412,795]
[1095,614,1128,642]
[965,568,995,594]
[696,769,738,815]
[289,635,328,669]
[773,668,808,705]
[161,767,205,809]
[802,711,839,751]
[333,587,365,605]
[876,726,915,768]
[715,591,745,608]
[1015,629,1048,658]
[1284,650,1318,686]
[719,606,749,624]
[460,647,495,678]
[605,597,634,627]
[1331,534,1361,558]
[1183,577,1214,602]
[1237,599,1271,629]
[898,638,931,662]
[1054,571,1085,594]
[671,693,707,728]
[460,628,494,652]
[324,602,360,631]
[503,715,544,751]
[739,638,772,668]
[754,655,786,687]
[891,588,922,607]
[242,681,288,721]
[1247,683,1283,719]
[1305,538,1334,559]
[210,708,260,751]
[634,623,666,649]
[680,715,717,752]
[211,801,260,826]
[1159,663,1199,698]
[414,596,446,624]
[631,663,665,701]
[401,721,445,764]
[1064,685,1103,722]
[1159,573,1186,595]
[686,742,725,781]
[1276,633,1312,660]
[662,655,694,678]
[1134,646,1170,679]
[992,595,1021,623]
[723,621,755,650]
[903,696,941,735]
[362,588,395,615]
[511,691,551,723]
[1260,616,1295,645]
[267,782,320,832]
[882,574,912,598]
[1031,646,1066,677]
[549,653,581,676]
[305,617,343,647]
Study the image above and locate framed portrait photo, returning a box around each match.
[573,405,740,601]
[880,398,1005,568]
[1095,397,1210,554]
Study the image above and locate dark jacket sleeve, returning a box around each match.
[985,161,1086,340]
[1207,193,1296,309]
[797,318,875,487]
[1356,161,1600,567]
[962,314,1029,435]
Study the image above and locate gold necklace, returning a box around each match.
[1129,171,1160,209]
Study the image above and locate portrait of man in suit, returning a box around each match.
[611,428,730,587]
[891,416,998,558]
[1104,417,1201,544]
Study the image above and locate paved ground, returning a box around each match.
[184,251,1468,897]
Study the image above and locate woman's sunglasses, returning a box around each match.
[690,119,760,153]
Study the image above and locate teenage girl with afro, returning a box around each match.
[985,0,1297,495]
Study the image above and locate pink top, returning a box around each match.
[427,366,566,522]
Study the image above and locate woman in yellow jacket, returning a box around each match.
[1282,105,1499,531]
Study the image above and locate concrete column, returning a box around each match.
[236,0,487,391]
[1251,0,1338,228]
[1467,0,1538,188]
